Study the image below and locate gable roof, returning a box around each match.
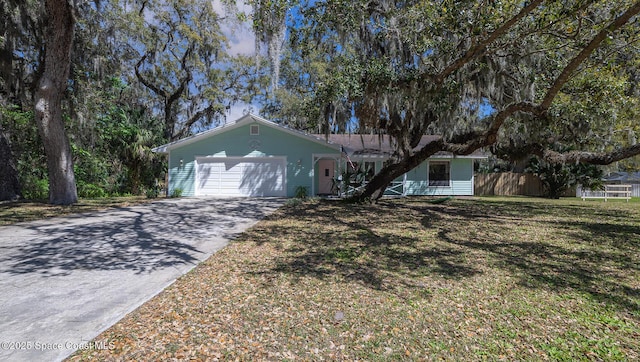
[152,114,486,159]
[315,134,486,158]
[603,172,640,183]
[315,134,439,156]
[152,113,342,153]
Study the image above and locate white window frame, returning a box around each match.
[428,161,451,187]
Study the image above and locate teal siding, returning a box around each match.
[168,122,339,197]
[404,158,474,196]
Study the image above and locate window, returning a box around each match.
[429,161,450,187]
[350,161,376,182]
[250,124,259,135]
[363,161,375,181]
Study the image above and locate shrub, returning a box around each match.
[527,156,603,199]
[77,182,107,198]
[170,188,183,198]
[294,186,308,199]
[22,178,49,200]
[145,187,160,199]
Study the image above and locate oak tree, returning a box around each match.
[34,0,77,204]
[255,0,640,201]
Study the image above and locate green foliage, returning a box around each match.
[255,0,640,200]
[145,187,160,199]
[109,0,257,140]
[546,65,640,153]
[21,177,48,200]
[0,105,47,200]
[2,80,167,200]
[170,188,183,198]
[77,182,107,198]
[294,185,308,199]
[72,144,111,196]
[527,157,604,199]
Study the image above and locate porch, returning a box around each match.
[338,179,407,198]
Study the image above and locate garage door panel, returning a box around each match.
[239,162,285,196]
[196,157,286,197]
[197,163,220,195]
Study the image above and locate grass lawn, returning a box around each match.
[69,196,639,361]
[0,197,155,226]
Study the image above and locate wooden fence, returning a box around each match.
[475,172,545,196]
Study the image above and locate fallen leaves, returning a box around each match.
[67,198,640,361]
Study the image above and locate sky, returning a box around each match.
[210,0,255,57]
[137,0,259,124]
[210,0,259,121]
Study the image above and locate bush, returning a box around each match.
[527,156,603,199]
[77,182,107,198]
[170,188,183,198]
[294,186,308,199]
[145,187,160,199]
[21,178,48,200]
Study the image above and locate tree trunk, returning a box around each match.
[350,139,445,202]
[0,123,21,201]
[34,0,77,205]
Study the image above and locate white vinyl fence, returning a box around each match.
[577,184,639,199]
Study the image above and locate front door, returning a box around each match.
[318,159,335,195]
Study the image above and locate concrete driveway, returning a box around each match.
[0,197,283,362]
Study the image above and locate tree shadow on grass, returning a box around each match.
[246,200,480,296]
[247,198,638,312]
[428,200,640,313]
[0,198,283,276]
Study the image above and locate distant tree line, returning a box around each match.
[1,0,639,204]
[0,0,265,203]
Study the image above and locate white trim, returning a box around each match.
[348,155,388,160]
[427,160,451,188]
[429,153,487,159]
[194,156,287,197]
[167,153,172,196]
[470,159,475,195]
[153,114,341,153]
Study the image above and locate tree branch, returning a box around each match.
[535,143,640,165]
[442,101,541,155]
[172,104,220,140]
[134,53,168,98]
[442,2,640,156]
[540,1,640,109]
[434,0,545,84]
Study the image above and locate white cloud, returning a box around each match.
[211,0,256,56]
[224,102,258,122]
[226,25,256,56]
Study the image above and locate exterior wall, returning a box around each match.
[167,122,339,197]
[404,158,475,196]
[341,157,476,196]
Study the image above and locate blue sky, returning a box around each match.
[211,0,260,121]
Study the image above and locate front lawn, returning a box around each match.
[70,197,639,361]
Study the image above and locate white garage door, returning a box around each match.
[196,157,286,197]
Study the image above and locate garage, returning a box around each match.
[195,157,286,197]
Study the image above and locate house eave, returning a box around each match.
[346,151,489,159]
[152,113,342,153]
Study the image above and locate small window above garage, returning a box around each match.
[250,124,259,135]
